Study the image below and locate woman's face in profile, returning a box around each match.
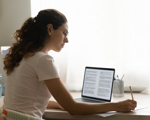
[47,23,69,52]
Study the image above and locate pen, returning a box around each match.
[117,75,120,80]
[129,86,134,100]
[121,75,124,81]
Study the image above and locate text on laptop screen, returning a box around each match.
[82,68,114,101]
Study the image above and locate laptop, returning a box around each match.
[74,67,115,103]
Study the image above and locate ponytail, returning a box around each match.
[3,17,35,75]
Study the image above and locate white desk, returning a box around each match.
[0,93,149,120]
[43,92,150,120]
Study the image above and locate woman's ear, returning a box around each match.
[47,24,53,35]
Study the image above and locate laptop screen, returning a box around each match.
[82,67,115,101]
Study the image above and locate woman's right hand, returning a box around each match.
[115,99,137,112]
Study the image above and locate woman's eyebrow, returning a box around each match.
[64,29,68,32]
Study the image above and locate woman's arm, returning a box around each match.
[47,100,64,110]
[44,78,137,115]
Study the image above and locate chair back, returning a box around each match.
[0,107,44,120]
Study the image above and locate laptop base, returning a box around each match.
[74,97,106,103]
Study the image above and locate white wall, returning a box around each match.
[0,0,31,46]
[0,0,31,94]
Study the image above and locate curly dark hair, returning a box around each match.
[3,9,67,75]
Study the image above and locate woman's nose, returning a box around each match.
[64,37,69,43]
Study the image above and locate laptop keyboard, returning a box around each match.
[75,98,105,103]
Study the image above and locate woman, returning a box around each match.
[3,9,137,118]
